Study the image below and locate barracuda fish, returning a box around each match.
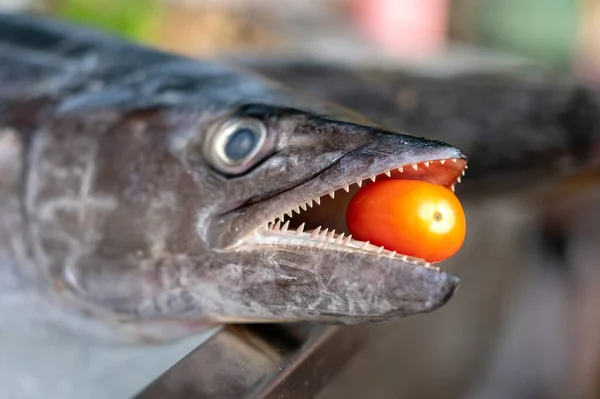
[0,13,466,343]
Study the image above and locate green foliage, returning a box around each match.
[54,0,162,43]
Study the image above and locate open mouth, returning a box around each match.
[246,157,467,269]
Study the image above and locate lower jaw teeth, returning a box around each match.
[258,227,433,268]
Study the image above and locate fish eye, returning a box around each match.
[204,117,270,175]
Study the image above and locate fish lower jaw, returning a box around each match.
[246,228,437,270]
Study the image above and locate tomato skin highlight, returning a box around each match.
[346,179,466,263]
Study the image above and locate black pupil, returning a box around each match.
[225,128,257,161]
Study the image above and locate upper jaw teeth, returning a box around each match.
[322,158,464,201]
[324,158,463,197]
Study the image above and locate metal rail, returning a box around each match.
[135,324,363,398]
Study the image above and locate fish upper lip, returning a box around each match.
[240,154,468,269]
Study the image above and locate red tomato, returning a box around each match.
[346,179,466,263]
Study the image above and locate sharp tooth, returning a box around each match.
[326,230,336,241]
[398,166,404,173]
[401,255,408,261]
[424,262,431,268]
[280,214,286,222]
[440,160,446,165]
[452,158,457,163]
[311,226,322,238]
[273,220,281,231]
[329,191,335,199]
[335,233,345,244]
[451,184,455,192]
[389,251,396,259]
[465,165,468,169]
[462,170,466,176]
[320,228,329,239]
[356,180,363,187]
[300,203,307,211]
[361,241,370,249]
[296,223,305,235]
[307,200,314,208]
[384,170,391,177]
[343,185,350,192]
[424,161,429,167]
[285,210,293,218]
[370,175,376,182]
[314,197,321,205]
[342,235,352,245]
[281,220,290,231]
[377,246,384,254]
[457,177,461,183]
[411,164,418,171]
[293,206,301,214]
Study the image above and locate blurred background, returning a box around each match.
[2,0,598,78]
[1,0,600,398]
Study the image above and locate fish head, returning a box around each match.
[159,101,467,327]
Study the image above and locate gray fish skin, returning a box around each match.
[0,13,465,344]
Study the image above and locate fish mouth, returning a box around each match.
[243,156,467,269]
